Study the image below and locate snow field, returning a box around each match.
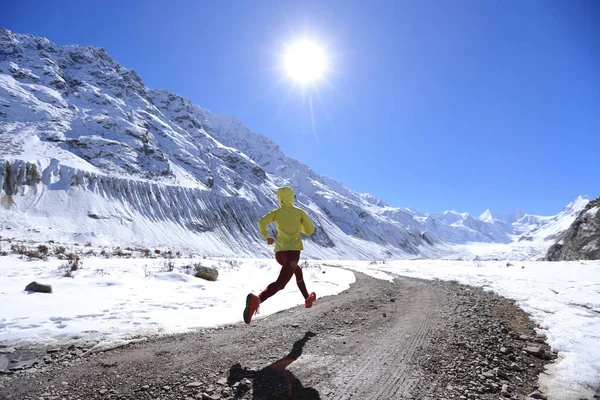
[0,255,354,346]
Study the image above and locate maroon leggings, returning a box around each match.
[259,250,309,303]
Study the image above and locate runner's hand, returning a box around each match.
[267,237,275,245]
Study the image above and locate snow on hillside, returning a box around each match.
[0,28,590,260]
[0,28,434,259]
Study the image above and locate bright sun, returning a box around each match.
[284,39,328,84]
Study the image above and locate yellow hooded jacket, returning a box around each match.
[258,187,314,252]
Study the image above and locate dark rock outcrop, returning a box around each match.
[545,197,600,260]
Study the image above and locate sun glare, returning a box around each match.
[284,39,328,84]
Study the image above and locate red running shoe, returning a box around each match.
[243,293,260,324]
[305,292,316,308]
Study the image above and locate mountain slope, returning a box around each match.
[0,29,589,260]
[546,196,600,261]
[0,28,433,259]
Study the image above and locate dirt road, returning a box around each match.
[0,273,554,400]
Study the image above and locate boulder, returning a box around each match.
[25,281,53,293]
[193,265,218,281]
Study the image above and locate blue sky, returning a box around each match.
[2,0,599,215]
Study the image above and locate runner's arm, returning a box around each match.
[300,210,314,236]
[258,210,276,239]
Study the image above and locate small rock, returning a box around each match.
[46,348,61,354]
[193,265,218,281]
[390,298,396,302]
[525,346,543,356]
[186,381,202,388]
[482,371,495,379]
[495,368,509,379]
[217,377,227,385]
[519,335,530,341]
[141,385,150,390]
[291,323,300,328]
[24,281,53,293]
[500,347,509,354]
[528,390,547,399]
[99,389,108,395]
[0,348,15,354]
[100,361,117,368]
[163,385,172,390]
[383,312,387,317]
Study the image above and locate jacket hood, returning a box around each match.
[277,186,295,207]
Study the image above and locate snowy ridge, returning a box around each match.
[409,197,589,259]
[442,196,591,261]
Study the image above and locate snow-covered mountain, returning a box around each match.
[405,197,589,249]
[0,28,434,259]
[434,196,591,260]
[0,29,589,260]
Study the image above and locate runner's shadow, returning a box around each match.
[228,331,320,400]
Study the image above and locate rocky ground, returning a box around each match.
[0,274,562,400]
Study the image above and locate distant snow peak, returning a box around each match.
[478,209,498,223]
[564,195,590,212]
